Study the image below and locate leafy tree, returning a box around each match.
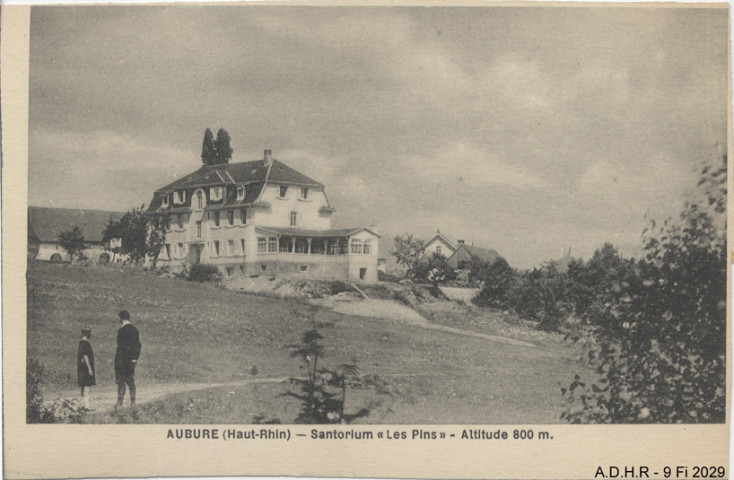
[414,252,454,287]
[562,155,726,423]
[104,207,167,265]
[390,234,425,279]
[146,212,169,268]
[201,128,217,166]
[566,243,636,325]
[214,128,233,165]
[471,256,516,309]
[102,215,125,261]
[58,226,86,263]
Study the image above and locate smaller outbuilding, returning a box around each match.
[446,242,502,269]
[28,206,125,263]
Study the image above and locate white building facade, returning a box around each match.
[148,150,380,283]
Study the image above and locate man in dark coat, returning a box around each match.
[115,310,141,409]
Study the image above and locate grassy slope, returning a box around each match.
[28,262,586,424]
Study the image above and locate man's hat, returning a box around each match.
[118,310,130,320]
[81,326,92,335]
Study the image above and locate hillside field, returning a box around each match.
[26,262,588,424]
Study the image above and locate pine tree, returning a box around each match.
[201,128,216,166]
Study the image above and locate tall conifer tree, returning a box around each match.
[201,128,216,165]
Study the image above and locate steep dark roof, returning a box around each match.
[449,244,502,264]
[155,159,322,193]
[267,160,322,187]
[149,158,322,213]
[28,206,125,243]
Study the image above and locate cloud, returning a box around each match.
[29,128,193,210]
[405,143,546,189]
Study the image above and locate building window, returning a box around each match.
[228,209,234,226]
[301,187,309,199]
[174,190,186,204]
[280,185,288,198]
[241,239,245,255]
[213,240,220,256]
[196,221,202,238]
[261,264,267,271]
[165,244,171,259]
[300,265,308,272]
[226,267,234,277]
[210,186,223,202]
[290,211,297,227]
[351,239,362,254]
[178,243,184,258]
[436,246,442,255]
[268,237,277,252]
[363,239,372,255]
[312,240,324,254]
[237,186,246,201]
[161,193,169,207]
[177,214,183,229]
[228,240,234,255]
[214,211,220,227]
[240,208,247,224]
[196,190,203,209]
[257,237,267,253]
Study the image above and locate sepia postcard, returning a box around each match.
[2,2,731,479]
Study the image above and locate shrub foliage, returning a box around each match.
[562,156,726,423]
[187,264,221,283]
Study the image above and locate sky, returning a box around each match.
[28,5,729,269]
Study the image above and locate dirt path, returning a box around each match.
[48,376,291,413]
[312,297,534,347]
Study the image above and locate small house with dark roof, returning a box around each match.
[28,206,125,263]
[147,150,381,283]
[446,243,502,269]
[420,231,458,260]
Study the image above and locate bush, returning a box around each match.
[471,257,516,309]
[327,280,351,295]
[562,155,727,423]
[187,264,221,283]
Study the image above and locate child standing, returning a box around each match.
[77,326,96,411]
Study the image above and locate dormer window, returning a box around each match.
[301,187,309,199]
[196,190,203,209]
[174,190,186,204]
[280,185,288,198]
[237,185,246,201]
[160,193,169,208]
[210,186,223,202]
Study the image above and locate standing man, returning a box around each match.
[115,310,141,409]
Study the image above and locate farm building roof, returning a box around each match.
[28,206,125,244]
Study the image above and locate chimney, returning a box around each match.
[458,240,465,245]
[264,149,272,166]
